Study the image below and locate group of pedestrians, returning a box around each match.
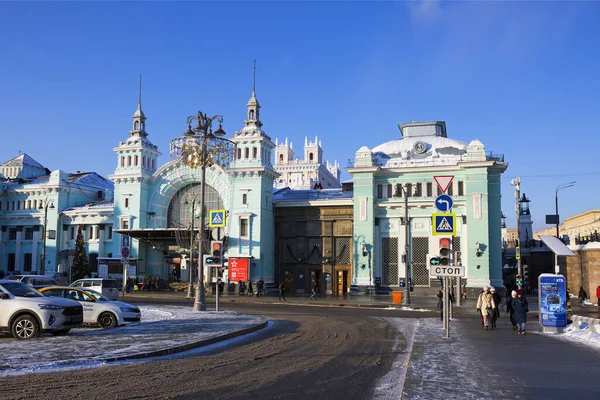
[476,286,529,334]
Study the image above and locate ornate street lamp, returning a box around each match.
[170,111,235,311]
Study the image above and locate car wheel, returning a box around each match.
[98,312,117,329]
[50,329,71,336]
[11,315,39,340]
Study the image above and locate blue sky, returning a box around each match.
[1,1,599,232]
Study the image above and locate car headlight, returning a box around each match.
[39,304,66,310]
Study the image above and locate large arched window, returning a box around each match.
[167,183,224,228]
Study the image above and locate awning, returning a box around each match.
[539,236,576,257]
[115,228,184,241]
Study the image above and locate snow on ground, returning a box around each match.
[383,306,432,312]
[542,319,600,351]
[0,305,266,376]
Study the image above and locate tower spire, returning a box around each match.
[252,59,256,96]
[138,75,143,109]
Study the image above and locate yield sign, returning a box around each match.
[434,175,454,193]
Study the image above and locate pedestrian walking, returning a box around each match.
[278,282,287,301]
[309,281,318,300]
[437,287,444,321]
[596,285,600,305]
[172,267,178,282]
[506,290,518,330]
[256,278,264,297]
[476,286,496,330]
[247,280,254,296]
[490,287,502,329]
[578,286,588,307]
[511,289,529,334]
[566,288,572,311]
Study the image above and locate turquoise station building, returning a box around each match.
[0,86,508,293]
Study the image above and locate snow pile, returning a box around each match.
[383,306,432,312]
[0,305,266,376]
[553,319,600,350]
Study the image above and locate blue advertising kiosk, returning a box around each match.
[538,273,567,332]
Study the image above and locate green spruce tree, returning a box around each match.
[71,225,89,281]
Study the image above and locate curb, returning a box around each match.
[101,319,268,363]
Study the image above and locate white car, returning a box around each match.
[0,279,84,339]
[40,286,141,328]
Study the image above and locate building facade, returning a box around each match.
[1,93,509,295]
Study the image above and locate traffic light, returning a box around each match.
[516,274,523,286]
[522,264,529,281]
[211,241,223,264]
[204,255,215,265]
[439,238,450,266]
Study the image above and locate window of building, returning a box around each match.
[88,226,95,240]
[25,228,33,240]
[8,228,17,240]
[121,156,125,167]
[135,155,139,166]
[377,185,383,199]
[458,181,464,196]
[240,218,249,238]
[447,183,453,196]
[121,220,129,230]
[242,193,247,205]
[245,148,249,159]
[415,183,422,197]
[27,200,31,209]
[8,253,15,272]
[437,186,443,196]
[128,156,132,167]
[0,201,2,211]
[33,200,37,209]
[70,226,75,240]
[142,156,146,168]
[24,253,32,272]
[237,148,242,159]
[125,198,129,209]
[387,184,393,198]
[17,201,20,210]
[427,182,433,197]
[279,154,283,163]
[253,147,257,159]
[107,225,113,240]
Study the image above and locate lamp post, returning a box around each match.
[397,183,411,305]
[555,181,576,240]
[40,200,55,275]
[185,196,199,299]
[170,111,235,312]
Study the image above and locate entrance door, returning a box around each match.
[310,270,321,294]
[283,268,295,292]
[337,270,348,295]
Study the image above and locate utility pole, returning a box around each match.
[512,177,522,291]
[403,183,411,305]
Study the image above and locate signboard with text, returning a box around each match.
[538,273,567,328]
[228,257,249,282]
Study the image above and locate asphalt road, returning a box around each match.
[1,301,424,400]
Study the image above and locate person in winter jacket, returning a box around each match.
[511,290,529,334]
[506,290,518,330]
[596,285,600,305]
[476,286,496,330]
[578,286,588,307]
[490,287,502,329]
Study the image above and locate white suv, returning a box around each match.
[0,279,84,339]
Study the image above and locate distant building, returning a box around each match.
[273,136,340,190]
[535,209,600,245]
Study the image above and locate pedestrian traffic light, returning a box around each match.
[516,274,523,286]
[211,241,223,264]
[439,237,450,266]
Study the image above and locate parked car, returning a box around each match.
[0,279,83,339]
[40,286,141,328]
[9,275,57,289]
[70,278,119,300]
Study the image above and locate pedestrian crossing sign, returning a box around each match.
[432,213,456,236]
[209,209,226,228]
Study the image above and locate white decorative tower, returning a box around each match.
[109,77,162,273]
[228,61,279,283]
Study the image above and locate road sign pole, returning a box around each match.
[445,276,450,338]
[122,260,128,302]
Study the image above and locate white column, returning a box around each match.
[98,225,105,257]
[31,230,39,272]
[15,229,22,273]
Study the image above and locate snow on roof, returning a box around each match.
[63,200,114,212]
[69,172,114,191]
[370,136,468,168]
[2,153,45,169]
[273,188,353,202]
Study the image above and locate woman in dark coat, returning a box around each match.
[511,290,529,335]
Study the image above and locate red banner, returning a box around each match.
[228,258,249,282]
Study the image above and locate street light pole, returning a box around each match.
[170,110,233,312]
[403,183,411,305]
[40,200,55,275]
[187,198,196,299]
[555,181,576,240]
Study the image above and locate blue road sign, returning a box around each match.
[209,209,226,228]
[435,194,453,212]
[432,213,456,236]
